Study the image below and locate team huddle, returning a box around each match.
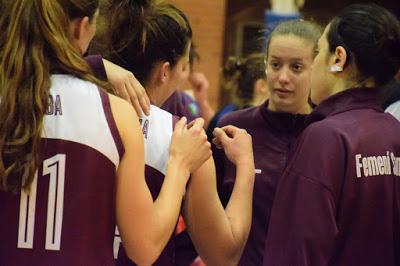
[0,0,399,266]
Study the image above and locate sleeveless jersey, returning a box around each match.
[0,74,123,266]
[114,106,179,266]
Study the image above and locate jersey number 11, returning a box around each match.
[17,154,66,251]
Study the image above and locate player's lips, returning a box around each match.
[274,88,293,94]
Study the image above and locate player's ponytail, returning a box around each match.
[105,0,192,86]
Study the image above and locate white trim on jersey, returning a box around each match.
[141,105,173,175]
[386,101,400,122]
[42,75,120,167]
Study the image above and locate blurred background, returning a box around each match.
[168,0,399,110]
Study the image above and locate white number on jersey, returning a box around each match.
[17,154,66,251]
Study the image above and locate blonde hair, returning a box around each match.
[0,0,103,192]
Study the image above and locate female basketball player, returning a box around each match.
[264,4,400,265]
[215,19,322,265]
[104,1,255,265]
[0,1,214,265]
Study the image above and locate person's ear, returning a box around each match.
[329,46,347,73]
[70,16,91,54]
[75,16,90,39]
[158,62,171,84]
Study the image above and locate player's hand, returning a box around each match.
[189,72,210,104]
[103,59,151,116]
[213,126,254,166]
[170,117,211,174]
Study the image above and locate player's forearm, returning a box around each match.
[223,160,255,258]
[184,179,240,266]
[184,159,254,266]
[151,157,189,253]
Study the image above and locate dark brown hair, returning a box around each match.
[104,0,192,86]
[266,19,322,59]
[327,4,400,86]
[223,54,267,107]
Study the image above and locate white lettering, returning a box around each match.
[386,152,392,175]
[355,152,399,178]
[355,154,362,178]
[377,156,385,175]
[43,154,66,251]
[17,154,66,251]
[18,173,38,249]
[391,153,399,176]
[367,157,378,176]
[362,157,369,177]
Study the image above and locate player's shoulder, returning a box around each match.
[51,74,98,92]
[108,93,140,146]
[109,93,137,118]
[148,105,174,119]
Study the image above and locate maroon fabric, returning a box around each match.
[215,101,307,266]
[162,91,200,122]
[264,87,400,266]
[116,165,177,266]
[116,115,196,266]
[85,55,107,81]
[0,139,116,266]
[0,75,123,265]
[86,53,197,264]
[99,88,124,158]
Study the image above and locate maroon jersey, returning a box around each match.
[0,75,123,265]
[162,91,201,122]
[264,87,400,266]
[214,102,306,266]
[85,54,107,81]
[115,106,181,266]
[83,55,196,265]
